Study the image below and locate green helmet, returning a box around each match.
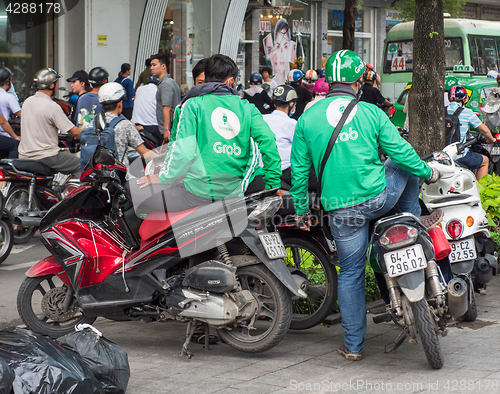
[325,50,365,84]
[444,76,458,91]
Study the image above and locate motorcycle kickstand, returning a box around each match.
[181,321,198,359]
[384,330,410,354]
[204,322,210,351]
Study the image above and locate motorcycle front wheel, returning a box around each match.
[283,237,337,330]
[0,218,13,265]
[411,298,444,369]
[5,186,38,244]
[217,264,291,353]
[17,275,96,338]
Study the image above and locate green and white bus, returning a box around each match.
[381,19,500,102]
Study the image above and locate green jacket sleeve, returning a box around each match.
[159,102,198,184]
[249,105,282,189]
[377,110,431,179]
[169,106,182,142]
[289,119,311,215]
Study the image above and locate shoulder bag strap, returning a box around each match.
[313,99,358,210]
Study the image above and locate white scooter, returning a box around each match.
[421,134,497,321]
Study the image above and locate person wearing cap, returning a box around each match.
[132,73,161,142]
[447,85,495,180]
[0,67,21,149]
[67,69,90,125]
[75,66,108,130]
[19,68,82,178]
[290,50,443,361]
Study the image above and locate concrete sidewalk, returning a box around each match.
[89,276,500,394]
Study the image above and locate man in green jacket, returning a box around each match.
[132,54,281,213]
[290,50,441,361]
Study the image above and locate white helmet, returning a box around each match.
[98,82,126,104]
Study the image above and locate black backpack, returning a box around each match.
[444,106,464,146]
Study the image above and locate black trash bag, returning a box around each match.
[0,327,102,394]
[0,358,14,394]
[56,324,130,394]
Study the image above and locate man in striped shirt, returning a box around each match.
[447,85,495,180]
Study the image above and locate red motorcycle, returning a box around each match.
[17,114,306,357]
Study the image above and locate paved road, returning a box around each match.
[2,238,500,393]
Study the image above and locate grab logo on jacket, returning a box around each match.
[326,98,358,128]
[211,107,241,139]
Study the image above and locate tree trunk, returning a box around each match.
[342,0,356,50]
[408,0,446,155]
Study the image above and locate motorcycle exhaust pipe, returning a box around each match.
[473,257,494,286]
[18,216,42,227]
[446,277,468,318]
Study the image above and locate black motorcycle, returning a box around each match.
[0,134,80,244]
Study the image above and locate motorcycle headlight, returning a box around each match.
[248,196,282,225]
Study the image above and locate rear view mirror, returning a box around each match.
[95,112,106,135]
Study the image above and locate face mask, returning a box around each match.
[289,103,296,117]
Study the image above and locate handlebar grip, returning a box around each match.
[421,153,433,161]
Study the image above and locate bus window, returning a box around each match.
[384,37,463,74]
[483,37,499,72]
[468,36,500,75]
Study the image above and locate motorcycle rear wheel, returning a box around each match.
[411,298,444,369]
[17,275,96,338]
[283,237,337,330]
[0,218,13,265]
[5,186,37,244]
[217,264,291,353]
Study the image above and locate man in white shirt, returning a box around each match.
[132,73,161,142]
[262,84,297,187]
[0,67,21,138]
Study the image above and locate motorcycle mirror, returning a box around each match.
[95,111,106,135]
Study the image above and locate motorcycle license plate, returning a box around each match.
[384,244,427,278]
[449,237,476,263]
[491,146,500,156]
[259,232,288,259]
[0,181,10,197]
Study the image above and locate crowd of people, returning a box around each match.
[0,48,497,362]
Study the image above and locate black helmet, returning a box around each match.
[249,73,263,85]
[33,68,62,89]
[272,85,298,103]
[0,67,13,85]
[88,67,109,87]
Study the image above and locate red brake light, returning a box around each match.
[0,169,3,180]
[495,134,500,141]
[447,220,463,239]
[380,225,418,249]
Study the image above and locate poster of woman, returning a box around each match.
[265,18,296,85]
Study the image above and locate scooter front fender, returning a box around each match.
[396,270,425,302]
[239,227,307,298]
[26,256,71,287]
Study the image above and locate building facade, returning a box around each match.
[0,0,499,101]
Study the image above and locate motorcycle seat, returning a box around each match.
[139,207,199,240]
[10,160,56,176]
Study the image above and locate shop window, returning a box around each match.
[0,3,49,101]
[159,0,212,93]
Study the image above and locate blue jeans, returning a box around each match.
[328,159,421,354]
